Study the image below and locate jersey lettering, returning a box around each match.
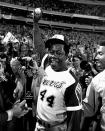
[40,90,55,107]
[42,79,66,88]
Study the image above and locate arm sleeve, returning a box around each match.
[0,89,12,123]
[64,82,82,111]
[0,112,8,123]
[6,109,13,121]
[83,81,99,117]
[33,19,45,61]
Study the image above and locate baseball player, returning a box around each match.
[34,34,82,131]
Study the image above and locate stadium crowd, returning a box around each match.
[1,0,105,17]
[0,22,105,62]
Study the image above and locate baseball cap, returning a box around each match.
[45,34,69,49]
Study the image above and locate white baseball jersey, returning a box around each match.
[37,65,82,123]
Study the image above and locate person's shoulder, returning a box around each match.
[93,70,105,80]
[91,70,105,86]
[65,67,78,86]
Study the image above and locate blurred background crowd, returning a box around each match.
[0,0,105,63]
[1,0,105,17]
[0,24,105,62]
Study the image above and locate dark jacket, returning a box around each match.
[0,74,16,131]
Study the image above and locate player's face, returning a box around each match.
[95,45,105,71]
[48,44,67,71]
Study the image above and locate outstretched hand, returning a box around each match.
[12,100,32,118]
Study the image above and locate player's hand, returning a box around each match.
[33,8,42,22]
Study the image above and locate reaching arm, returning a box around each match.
[0,100,30,123]
[33,8,45,61]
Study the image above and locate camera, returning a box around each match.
[18,57,34,70]
[79,60,95,89]
[80,61,91,72]
[80,60,95,76]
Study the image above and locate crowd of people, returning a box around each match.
[1,0,105,17]
[0,10,105,131]
[0,1,105,131]
[0,22,105,62]
[1,0,105,28]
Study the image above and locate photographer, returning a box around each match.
[79,60,97,99]
[16,56,38,96]
[80,60,99,131]
[0,53,30,131]
[11,56,39,131]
